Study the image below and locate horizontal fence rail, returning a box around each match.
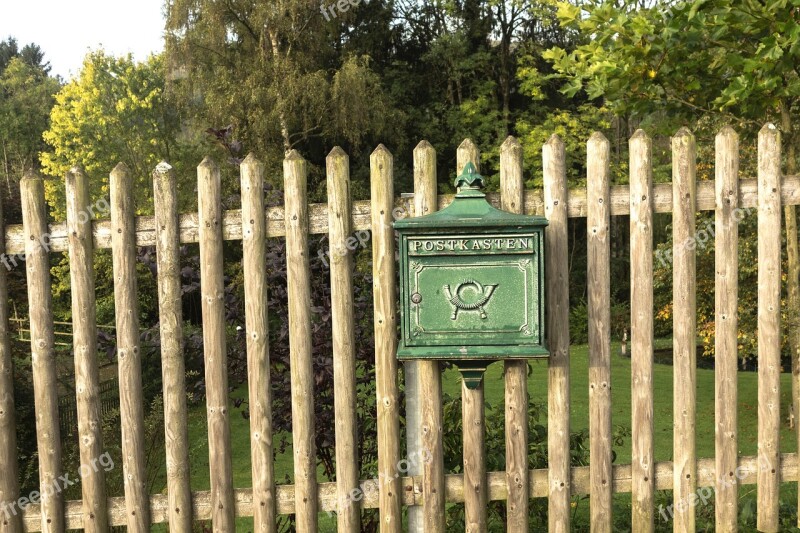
[5,125,798,532]
[3,176,800,255]
[18,454,800,530]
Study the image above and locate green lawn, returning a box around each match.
[442,342,797,464]
[156,342,800,531]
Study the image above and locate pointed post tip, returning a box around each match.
[458,138,477,150]
[631,128,649,140]
[67,165,86,175]
[241,152,261,166]
[588,131,609,143]
[198,155,218,169]
[414,139,434,152]
[716,125,738,138]
[501,135,521,149]
[673,127,694,138]
[111,162,130,175]
[21,169,41,182]
[759,122,779,135]
[327,146,347,159]
[545,133,564,146]
[371,144,392,157]
[154,161,173,174]
[284,149,305,162]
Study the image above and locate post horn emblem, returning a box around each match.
[443,279,498,320]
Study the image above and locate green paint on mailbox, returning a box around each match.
[395,162,549,386]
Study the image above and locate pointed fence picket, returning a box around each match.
[3,127,799,532]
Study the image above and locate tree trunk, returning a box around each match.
[270,31,292,152]
[781,104,800,437]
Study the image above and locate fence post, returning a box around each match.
[413,140,446,533]
[65,167,109,532]
[326,147,360,533]
[197,157,236,531]
[284,150,319,531]
[500,136,529,533]
[0,170,20,533]
[457,139,488,533]
[153,162,194,530]
[629,130,654,533]
[110,163,151,532]
[20,171,64,533]
[714,126,739,529]
[240,155,276,532]
[587,132,612,532]
[544,134,570,533]
[371,144,403,532]
[672,128,697,533]
[757,123,781,532]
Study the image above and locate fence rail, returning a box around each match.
[2,126,798,532]
[3,176,800,257]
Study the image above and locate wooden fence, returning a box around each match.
[0,124,799,532]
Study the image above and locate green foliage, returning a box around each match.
[516,103,615,187]
[164,0,400,192]
[41,51,198,218]
[440,392,590,530]
[545,0,800,132]
[0,53,59,203]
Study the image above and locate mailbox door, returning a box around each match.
[400,232,544,352]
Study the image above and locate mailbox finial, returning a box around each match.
[455,161,484,192]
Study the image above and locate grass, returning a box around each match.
[155,342,799,531]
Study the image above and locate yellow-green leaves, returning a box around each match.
[40,51,180,219]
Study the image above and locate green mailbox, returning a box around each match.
[395,162,549,387]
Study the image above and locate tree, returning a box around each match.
[164,0,397,182]
[0,58,59,195]
[545,0,800,368]
[40,51,197,218]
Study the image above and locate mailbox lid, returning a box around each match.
[395,193,548,232]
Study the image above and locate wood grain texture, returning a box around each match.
[18,452,800,530]
[714,127,740,530]
[462,379,487,533]
[20,172,64,533]
[326,147,360,533]
[197,158,235,531]
[0,171,20,533]
[671,129,697,533]
[240,155,276,533]
[153,162,193,531]
[457,138,488,533]
[370,144,402,532]
[413,140,446,533]
[543,135,570,533]
[110,163,150,532]
[5,176,800,256]
[500,136,529,533]
[629,130,654,533]
[284,151,319,531]
[65,167,108,532]
[757,124,782,532]
[586,132,612,533]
